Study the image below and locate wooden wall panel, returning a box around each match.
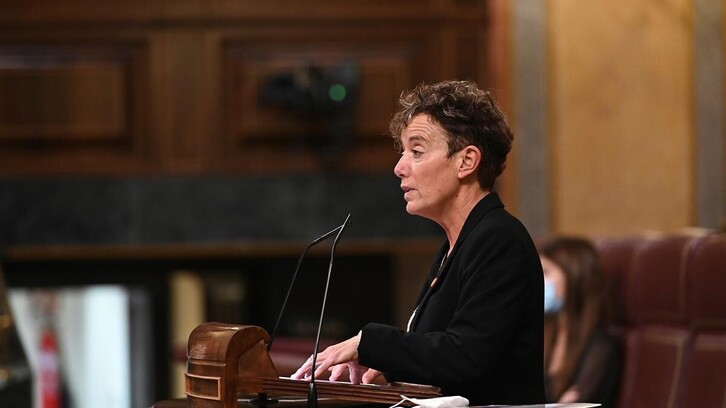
[0,0,162,23]
[0,39,157,174]
[0,2,493,175]
[151,30,221,173]
[220,28,437,172]
[0,49,127,142]
[0,0,486,24]
[208,0,437,20]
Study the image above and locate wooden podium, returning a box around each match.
[183,322,441,408]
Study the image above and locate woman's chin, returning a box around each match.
[405,203,428,218]
[405,203,418,215]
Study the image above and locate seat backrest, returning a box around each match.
[631,235,692,326]
[679,234,726,408]
[616,235,694,408]
[595,236,642,327]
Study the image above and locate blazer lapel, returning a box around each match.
[409,192,505,331]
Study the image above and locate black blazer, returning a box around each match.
[358,192,545,406]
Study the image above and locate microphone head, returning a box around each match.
[339,213,352,232]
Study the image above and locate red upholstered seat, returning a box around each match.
[631,235,693,325]
[680,334,726,408]
[679,234,726,408]
[615,235,695,408]
[618,327,690,408]
[596,232,726,408]
[594,237,643,408]
[685,234,726,329]
[595,236,642,326]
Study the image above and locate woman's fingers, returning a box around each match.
[291,334,362,381]
[329,364,347,382]
[362,368,384,384]
[290,354,318,379]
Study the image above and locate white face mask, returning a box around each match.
[544,278,563,314]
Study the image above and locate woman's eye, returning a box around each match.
[412,150,423,158]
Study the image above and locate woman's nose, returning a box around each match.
[394,154,408,178]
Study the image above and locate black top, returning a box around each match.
[545,329,622,408]
[357,192,545,406]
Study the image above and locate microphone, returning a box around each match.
[267,222,346,353]
[252,215,350,406]
[308,213,351,408]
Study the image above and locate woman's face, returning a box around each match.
[541,255,566,299]
[393,114,461,221]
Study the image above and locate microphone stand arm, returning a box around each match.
[267,225,344,353]
[308,214,351,408]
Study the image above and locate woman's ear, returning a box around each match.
[458,145,481,179]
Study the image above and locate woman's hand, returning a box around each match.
[559,386,580,403]
[291,333,361,381]
[329,362,385,384]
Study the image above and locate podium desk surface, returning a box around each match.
[151,400,600,408]
[151,399,384,408]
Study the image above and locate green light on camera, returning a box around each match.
[328,84,347,102]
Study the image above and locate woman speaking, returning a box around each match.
[292,80,545,406]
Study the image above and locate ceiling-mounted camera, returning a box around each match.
[261,62,360,165]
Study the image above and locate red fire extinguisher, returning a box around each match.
[39,323,61,408]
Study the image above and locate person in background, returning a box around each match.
[540,236,622,408]
[292,80,545,405]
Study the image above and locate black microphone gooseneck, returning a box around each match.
[251,220,348,406]
[267,224,345,353]
[308,213,351,408]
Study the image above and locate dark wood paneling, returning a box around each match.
[0,0,485,24]
[0,47,128,142]
[0,0,162,24]
[0,2,493,175]
[0,39,157,174]
[220,27,438,172]
[208,0,447,20]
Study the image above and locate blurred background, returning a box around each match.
[0,1,723,407]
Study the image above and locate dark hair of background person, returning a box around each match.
[388,80,513,190]
[539,236,612,398]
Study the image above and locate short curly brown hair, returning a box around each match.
[389,80,513,190]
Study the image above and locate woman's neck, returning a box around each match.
[438,187,489,251]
